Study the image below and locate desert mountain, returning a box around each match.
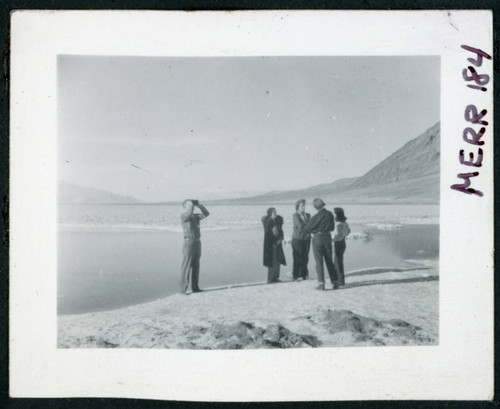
[218,122,440,204]
[58,181,142,204]
[350,122,440,189]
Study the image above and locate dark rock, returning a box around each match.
[199,321,321,349]
[85,336,119,348]
[317,309,435,346]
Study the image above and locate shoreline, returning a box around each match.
[57,264,431,317]
[58,218,439,232]
[58,222,439,315]
[58,261,438,349]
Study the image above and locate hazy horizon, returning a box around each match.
[58,55,440,202]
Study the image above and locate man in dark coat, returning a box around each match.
[262,207,286,283]
[302,198,339,290]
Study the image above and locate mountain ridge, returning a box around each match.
[58,181,142,204]
[59,122,440,205]
[213,122,440,205]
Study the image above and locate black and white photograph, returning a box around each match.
[57,55,440,349]
[9,10,493,401]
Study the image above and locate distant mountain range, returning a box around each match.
[59,122,439,205]
[58,181,142,204]
[215,122,440,205]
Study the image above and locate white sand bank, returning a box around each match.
[58,262,438,349]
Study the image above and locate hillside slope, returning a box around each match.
[351,122,440,189]
[220,122,440,204]
[58,181,142,204]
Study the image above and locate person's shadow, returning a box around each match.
[337,275,438,290]
[197,279,302,293]
[345,266,428,278]
[196,273,438,293]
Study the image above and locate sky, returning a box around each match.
[58,55,440,202]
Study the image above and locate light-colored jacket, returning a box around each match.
[333,221,351,241]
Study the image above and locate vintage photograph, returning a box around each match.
[10,10,493,401]
[57,55,440,349]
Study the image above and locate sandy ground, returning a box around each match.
[58,261,438,349]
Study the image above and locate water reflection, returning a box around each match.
[362,224,440,260]
[58,224,439,315]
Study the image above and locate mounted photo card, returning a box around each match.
[9,10,493,401]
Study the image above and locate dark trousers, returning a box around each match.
[334,240,346,286]
[292,238,311,279]
[312,233,338,284]
[180,238,202,293]
[267,243,281,283]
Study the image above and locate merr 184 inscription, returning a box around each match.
[450,45,492,197]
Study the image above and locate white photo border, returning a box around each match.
[10,10,494,401]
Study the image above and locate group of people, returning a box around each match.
[262,198,350,291]
[178,197,350,294]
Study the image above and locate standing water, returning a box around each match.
[58,203,439,314]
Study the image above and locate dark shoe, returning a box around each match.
[315,284,325,291]
[192,288,204,293]
[332,283,339,290]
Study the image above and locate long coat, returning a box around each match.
[262,215,287,268]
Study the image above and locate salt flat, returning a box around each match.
[58,261,438,349]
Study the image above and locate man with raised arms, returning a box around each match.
[179,199,210,294]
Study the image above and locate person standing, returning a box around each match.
[262,207,286,284]
[291,199,311,280]
[333,207,351,287]
[180,199,210,294]
[302,198,339,290]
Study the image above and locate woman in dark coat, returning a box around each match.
[262,207,286,284]
[291,199,311,280]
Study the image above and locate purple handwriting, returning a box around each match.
[450,45,491,197]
